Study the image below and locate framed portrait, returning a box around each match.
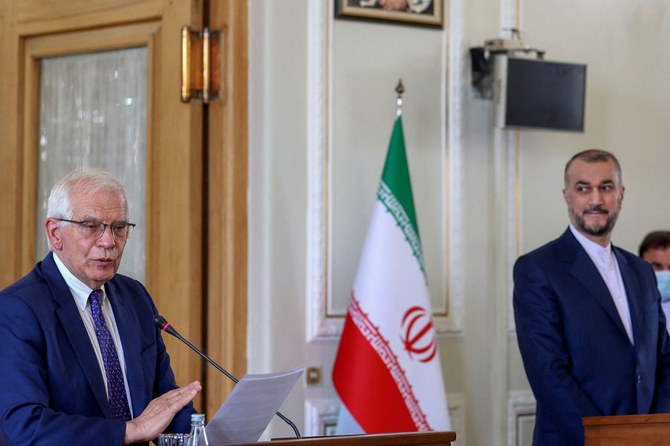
[334,0,443,28]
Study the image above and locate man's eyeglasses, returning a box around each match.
[54,218,136,240]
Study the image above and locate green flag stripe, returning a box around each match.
[377,116,426,276]
[381,116,418,233]
[377,181,426,276]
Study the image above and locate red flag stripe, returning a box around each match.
[333,293,432,433]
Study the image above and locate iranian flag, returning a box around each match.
[332,115,450,433]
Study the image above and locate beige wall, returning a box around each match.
[247,1,670,445]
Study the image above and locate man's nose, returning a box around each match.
[97,225,116,246]
[589,189,604,204]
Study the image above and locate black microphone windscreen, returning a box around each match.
[154,315,178,336]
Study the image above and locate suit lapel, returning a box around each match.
[41,253,111,416]
[614,248,644,345]
[106,280,146,417]
[562,231,631,342]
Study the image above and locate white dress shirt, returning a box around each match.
[570,225,633,344]
[52,253,134,416]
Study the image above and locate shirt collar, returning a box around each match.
[52,252,106,310]
[569,224,613,265]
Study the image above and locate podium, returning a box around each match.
[225,431,456,446]
[584,413,670,445]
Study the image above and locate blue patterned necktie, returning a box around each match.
[89,290,132,421]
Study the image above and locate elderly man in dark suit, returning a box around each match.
[0,169,200,445]
[513,149,670,446]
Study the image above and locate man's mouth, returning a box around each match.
[585,208,608,216]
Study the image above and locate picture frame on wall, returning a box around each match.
[334,0,443,28]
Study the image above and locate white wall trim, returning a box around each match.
[443,0,466,337]
[507,390,536,446]
[306,0,466,342]
[306,0,339,341]
[305,398,340,437]
[447,393,466,445]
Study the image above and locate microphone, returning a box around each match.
[153,315,301,438]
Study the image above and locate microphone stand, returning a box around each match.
[155,316,302,439]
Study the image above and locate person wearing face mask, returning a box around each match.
[639,230,670,331]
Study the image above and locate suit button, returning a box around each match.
[636,375,642,384]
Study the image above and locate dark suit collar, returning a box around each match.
[38,253,112,416]
[558,229,634,345]
[43,253,148,418]
[613,248,645,348]
[41,253,148,418]
[105,280,147,416]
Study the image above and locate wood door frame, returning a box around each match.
[205,0,249,416]
[0,0,206,404]
[19,21,163,275]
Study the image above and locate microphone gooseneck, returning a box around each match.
[153,314,301,438]
[154,315,238,384]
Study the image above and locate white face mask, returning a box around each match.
[656,271,670,302]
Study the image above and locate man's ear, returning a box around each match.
[45,219,63,251]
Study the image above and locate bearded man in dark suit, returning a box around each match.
[513,149,670,446]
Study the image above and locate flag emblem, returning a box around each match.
[401,306,437,363]
[332,114,450,434]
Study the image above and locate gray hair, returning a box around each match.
[47,169,129,220]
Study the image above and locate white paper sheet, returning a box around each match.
[205,367,304,445]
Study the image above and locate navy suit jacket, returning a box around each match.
[513,228,670,445]
[0,253,195,445]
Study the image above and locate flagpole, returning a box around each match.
[395,79,404,117]
[333,77,450,433]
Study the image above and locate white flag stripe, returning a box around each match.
[333,116,450,434]
[354,201,450,430]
